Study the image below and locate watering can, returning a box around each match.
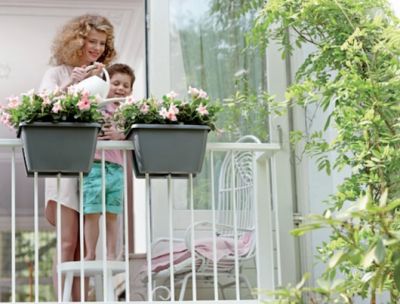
[75,67,110,99]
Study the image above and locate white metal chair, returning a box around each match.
[150,135,260,300]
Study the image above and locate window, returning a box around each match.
[169,0,269,142]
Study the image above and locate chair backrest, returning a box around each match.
[217,135,260,237]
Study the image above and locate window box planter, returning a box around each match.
[128,124,209,178]
[18,122,101,177]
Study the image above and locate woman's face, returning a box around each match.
[80,29,107,66]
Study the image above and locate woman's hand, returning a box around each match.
[85,62,105,77]
[70,67,88,84]
[69,62,105,86]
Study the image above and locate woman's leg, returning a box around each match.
[106,213,118,260]
[84,213,101,260]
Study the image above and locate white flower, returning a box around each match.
[159,107,168,119]
[188,86,200,98]
[52,101,63,113]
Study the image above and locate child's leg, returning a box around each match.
[106,213,118,260]
[84,213,101,260]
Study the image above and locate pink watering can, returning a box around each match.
[76,67,110,99]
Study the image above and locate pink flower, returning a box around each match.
[77,95,91,111]
[159,107,177,121]
[140,103,149,114]
[7,96,20,108]
[166,111,177,121]
[125,96,136,105]
[52,101,62,113]
[1,112,12,128]
[166,91,178,100]
[198,89,208,99]
[38,93,52,106]
[168,104,179,115]
[196,103,209,116]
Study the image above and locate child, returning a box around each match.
[83,63,135,261]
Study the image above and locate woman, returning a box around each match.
[39,14,116,301]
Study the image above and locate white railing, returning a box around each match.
[0,138,280,303]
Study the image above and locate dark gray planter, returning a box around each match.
[18,122,101,177]
[128,124,210,178]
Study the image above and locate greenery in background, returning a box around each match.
[1,231,55,302]
[171,0,270,142]
[250,0,400,302]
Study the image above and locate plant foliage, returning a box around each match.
[251,0,400,302]
[0,87,102,129]
[113,87,220,134]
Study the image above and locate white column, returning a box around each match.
[266,39,298,285]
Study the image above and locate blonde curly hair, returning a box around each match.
[51,14,117,66]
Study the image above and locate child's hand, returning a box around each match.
[98,124,125,140]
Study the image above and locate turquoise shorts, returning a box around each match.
[83,162,123,214]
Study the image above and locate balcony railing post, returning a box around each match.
[189,174,197,301]
[168,175,175,301]
[230,151,241,300]
[56,173,62,302]
[11,147,16,303]
[123,150,131,301]
[79,172,85,302]
[210,151,219,300]
[34,172,39,303]
[101,151,108,301]
[145,174,153,301]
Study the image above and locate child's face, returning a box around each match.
[108,72,133,98]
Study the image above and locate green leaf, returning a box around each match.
[375,239,385,264]
[362,246,376,269]
[358,194,369,210]
[328,250,346,268]
[394,263,400,291]
[291,223,322,236]
[379,188,388,207]
[363,239,385,268]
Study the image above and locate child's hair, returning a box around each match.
[106,63,136,88]
[51,14,116,66]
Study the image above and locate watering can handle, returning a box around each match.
[102,68,110,85]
